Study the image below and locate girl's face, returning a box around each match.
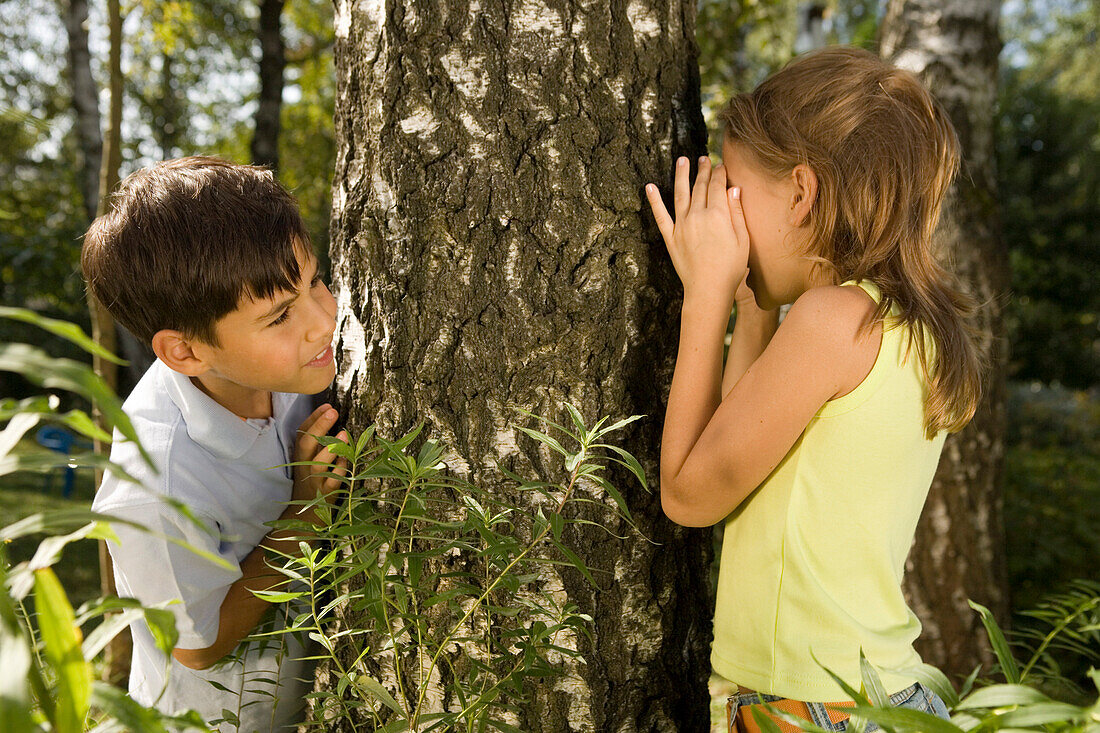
[721,139,821,309]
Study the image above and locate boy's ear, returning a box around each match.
[151,330,210,376]
[788,164,818,227]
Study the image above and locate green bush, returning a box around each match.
[247,407,647,732]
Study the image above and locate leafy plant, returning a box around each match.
[0,307,207,731]
[254,406,647,732]
[751,594,1100,733]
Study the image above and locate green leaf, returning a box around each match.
[593,413,644,438]
[841,704,963,733]
[859,650,890,708]
[89,681,173,732]
[251,590,306,603]
[0,449,141,485]
[885,664,959,708]
[511,406,576,441]
[968,600,1021,683]
[0,307,126,365]
[997,702,1088,726]
[353,674,404,714]
[0,619,36,733]
[549,511,564,542]
[812,650,871,706]
[7,522,105,600]
[142,607,180,656]
[601,444,649,491]
[34,568,92,733]
[956,683,1052,709]
[55,409,113,444]
[549,539,597,588]
[514,425,568,457]
[81,606,146,661]
[564,403,588,439]
[590,475,634,524]
[0,344,152,470]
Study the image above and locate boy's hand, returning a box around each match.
[646,156,750,313]
[291,404,348,512]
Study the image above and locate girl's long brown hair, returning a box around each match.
[719,46,984,436]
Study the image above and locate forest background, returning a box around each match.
[0,0,1097,728]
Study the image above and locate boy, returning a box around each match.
[83,157,346,731]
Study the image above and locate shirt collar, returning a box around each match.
[158,361,274,461]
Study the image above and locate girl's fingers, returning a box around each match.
[709,163,730,213]
[689,156,710,211]
[673,156,691,221]
[727,186,751,246]
[645,184,674,243]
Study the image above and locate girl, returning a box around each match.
[644,47,984,732]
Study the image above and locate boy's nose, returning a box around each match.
[307,287,338,342]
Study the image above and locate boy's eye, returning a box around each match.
[311,274,324,288]
[270,308,291,326]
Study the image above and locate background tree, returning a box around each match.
[251,0,285,169]
[326,0,711,729]
[879,0,1010,682]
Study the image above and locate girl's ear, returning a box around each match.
[788,164,818,227]
[151,330,210,377]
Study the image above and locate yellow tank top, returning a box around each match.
[710,280,947,701]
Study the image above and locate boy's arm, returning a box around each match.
[173,405,347,671]
[171,505,320,670]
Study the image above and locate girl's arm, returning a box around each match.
[722,295,779,397]
[646,158,878,528]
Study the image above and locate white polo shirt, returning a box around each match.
[93,359,315,731]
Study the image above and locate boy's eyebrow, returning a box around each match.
[256,293,299,322]
[255,258,320,322]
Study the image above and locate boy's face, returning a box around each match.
[191,246,337,404]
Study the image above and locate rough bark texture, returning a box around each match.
[63,0,101,222]
[251,0,286,169]
[328,0,711,730]
[879,0,1010,683]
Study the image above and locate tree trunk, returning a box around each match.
[91,0,130,686]
[879,0,1009,684]
[63,0,101,222]
[328,0,711,730]
[252,0,285,169]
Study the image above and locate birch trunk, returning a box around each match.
[879,0,1010,683]
[327,0,712,729]
[63,0,101,222]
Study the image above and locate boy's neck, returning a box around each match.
[191,374,273,420]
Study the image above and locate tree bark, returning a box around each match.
[252,0,286,169]
[328,0,711,730]
[879,0,1010,684]
[63,0,101,222]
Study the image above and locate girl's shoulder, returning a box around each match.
[783,284,882,400]
[786,282,880,338]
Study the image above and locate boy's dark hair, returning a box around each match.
[81,156,310,346]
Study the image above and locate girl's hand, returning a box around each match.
[646,156,750,312]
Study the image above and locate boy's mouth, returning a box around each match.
[306,346,334,367]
